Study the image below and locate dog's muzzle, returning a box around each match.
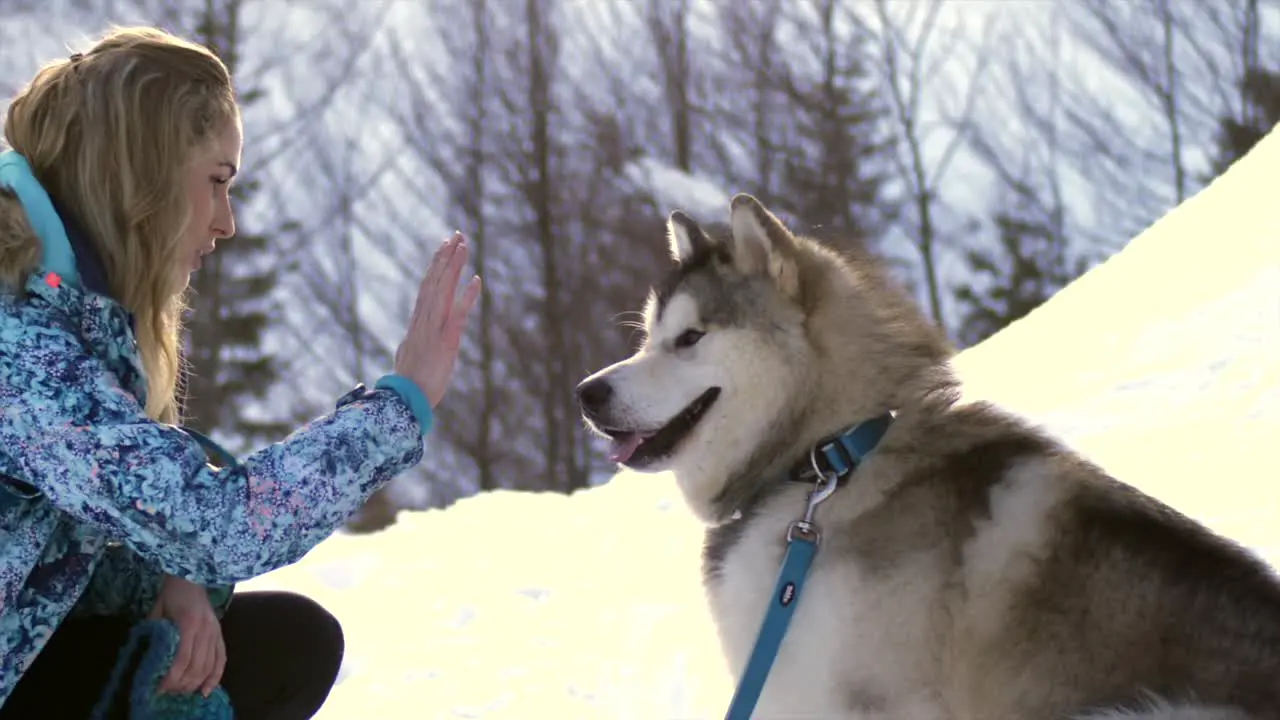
[575,377,613,422]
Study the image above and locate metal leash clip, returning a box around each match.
[785,446,841,545]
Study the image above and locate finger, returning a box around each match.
[435,239,471,329]
[412,234,463,325]
[416,235,469,336]
[203,631,227,697]
[429,233,468,299]
[462,274,481,311]
[190,625,216,694]
[186,625,215,694]
[174,627,203,694]
[417,235,458,299]
[163,630,191,693]
[439,233,467,282]
[449,275,482,340]
[163,623,195,693]
[432,232,463,276]
[436,276,481,360]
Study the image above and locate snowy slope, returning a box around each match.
[240,126,1280,718]
[953,122,1280,557]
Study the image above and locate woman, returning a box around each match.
[0,26,481,719]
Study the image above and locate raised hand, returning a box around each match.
[394,232,482,407]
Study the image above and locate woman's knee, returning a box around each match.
[257,591,344,674]
[290,592,345,673]
[278,593,344,714]
[220,591,346,718]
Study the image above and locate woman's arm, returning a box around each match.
[0,294,428,586]
[69,545,236,620]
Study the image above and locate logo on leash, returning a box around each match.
[779,582,796,607]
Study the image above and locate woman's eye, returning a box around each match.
[675,329,705,349]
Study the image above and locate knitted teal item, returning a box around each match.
[90,619,235,720]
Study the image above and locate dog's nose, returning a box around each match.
[576,378,613,415]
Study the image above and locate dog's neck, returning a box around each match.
[705,407,898,527]
[780,410,895,489]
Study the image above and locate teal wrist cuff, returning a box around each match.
[374,374,434,436]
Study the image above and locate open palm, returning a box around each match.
[395,232,482,407]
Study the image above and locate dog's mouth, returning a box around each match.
[603,387,721,469]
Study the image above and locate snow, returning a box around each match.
[255,125,1280,718]
[624,157,733,221]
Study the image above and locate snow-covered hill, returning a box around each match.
[241,125,1280,718]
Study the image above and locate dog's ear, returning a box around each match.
[728,193,799,296]
[667,210,714,264]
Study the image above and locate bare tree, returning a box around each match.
[863,0,997,330]
[457,0,499,494]
[963,2,1071,245]
[380,0,506,495]
[499,0,586,492]
[176,0,295,450]
[375,0,571,501]
[645,0,696,172]
[1064,0,1192,206]
[771,0,894,248]
[955,11,1087,348]
[375,0,606,498]
[709,0,787,196]
[1203,0,1279,179]
[1048,0,1276,249]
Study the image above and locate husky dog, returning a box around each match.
[575,194,1280,719]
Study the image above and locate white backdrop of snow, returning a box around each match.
[625,157,732,221]
[240,124,1280,718]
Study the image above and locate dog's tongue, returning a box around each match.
[609,433,646,464]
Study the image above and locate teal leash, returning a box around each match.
[723,412,893,720]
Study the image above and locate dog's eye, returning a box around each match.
[675,329,705,349]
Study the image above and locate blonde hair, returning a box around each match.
[1,26,240,424]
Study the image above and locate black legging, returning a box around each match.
[0,591,344,720]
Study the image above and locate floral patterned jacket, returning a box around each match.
[0,152,433,707]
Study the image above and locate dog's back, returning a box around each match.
[873,394,1280,719]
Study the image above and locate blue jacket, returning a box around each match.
[0,151,434,707]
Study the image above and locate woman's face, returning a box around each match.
[172,120,242,295]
